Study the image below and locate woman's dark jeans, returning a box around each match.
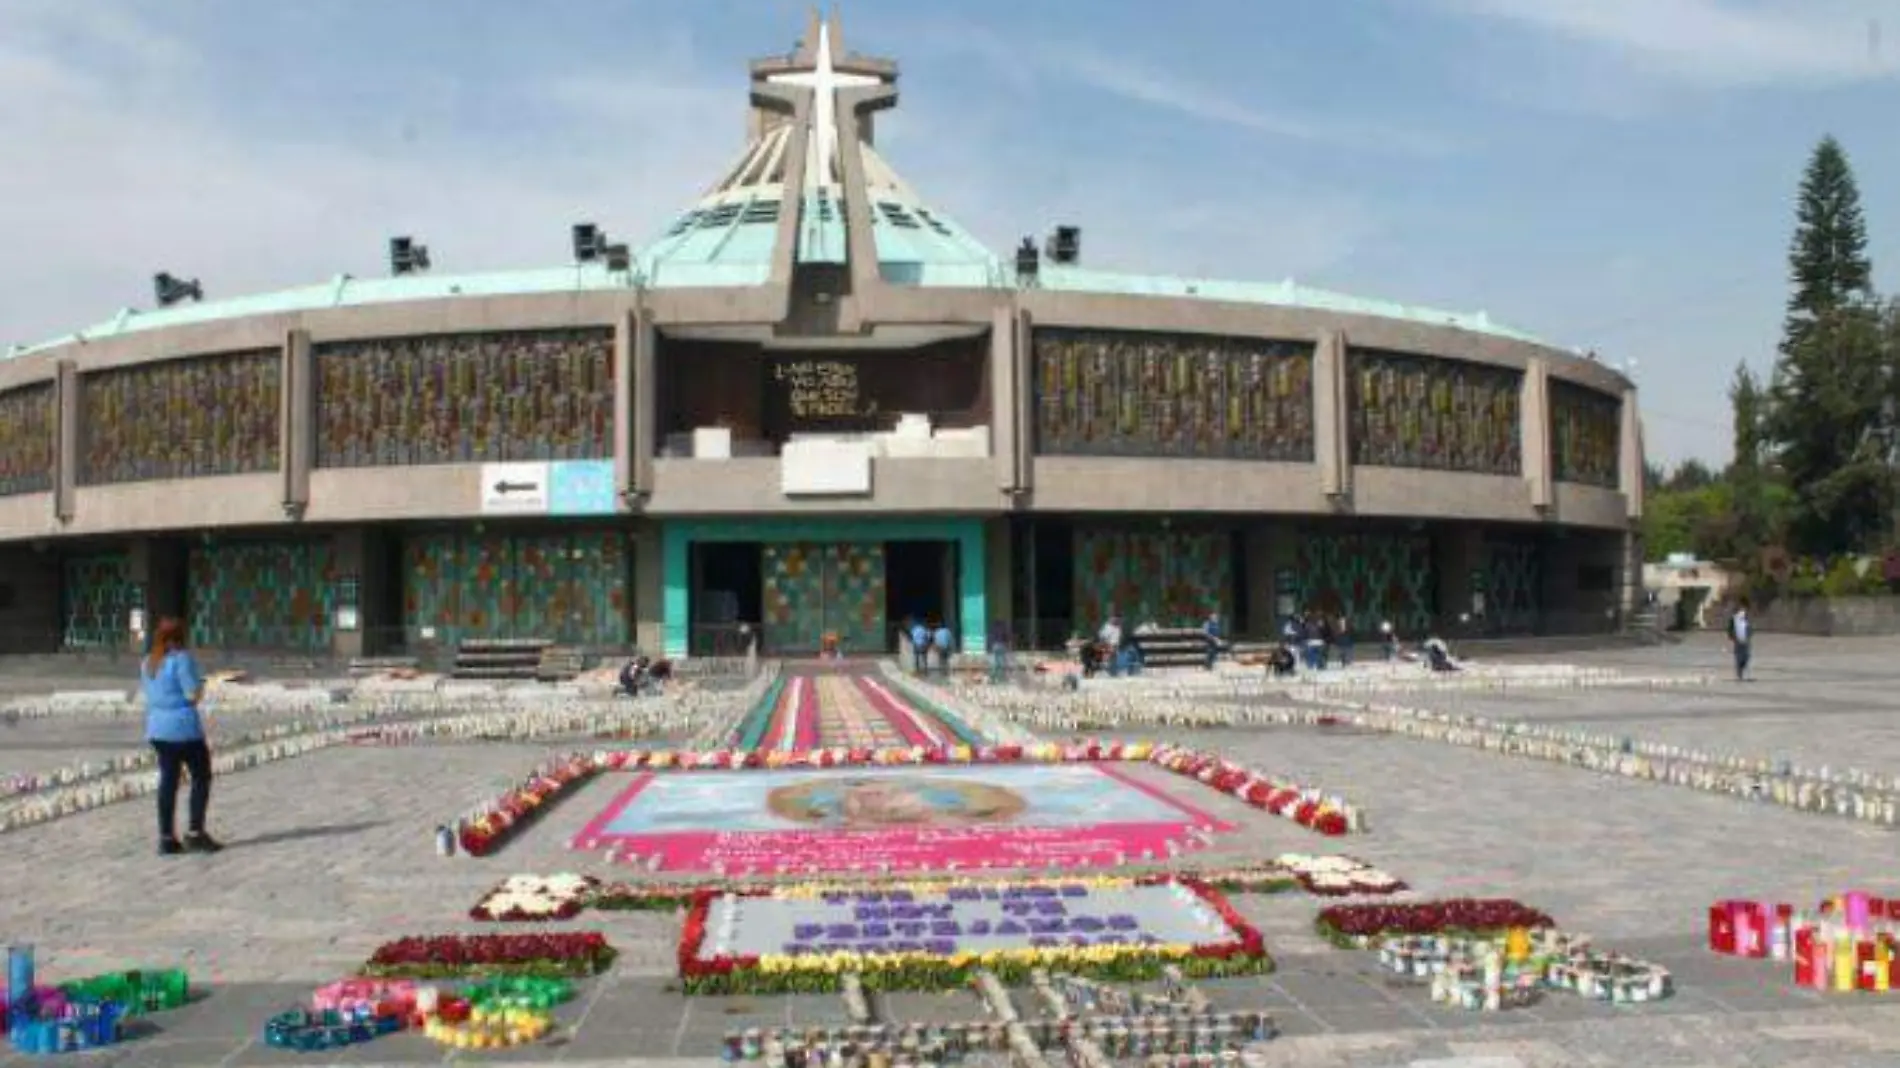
[152,739,213,840]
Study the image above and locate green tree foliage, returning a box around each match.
[1780,136,1873,359]
[1765,136,1886,556]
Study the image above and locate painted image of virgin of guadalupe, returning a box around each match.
[766,776,1027,828]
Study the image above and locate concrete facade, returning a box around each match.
[0,12,1640,657]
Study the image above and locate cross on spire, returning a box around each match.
[767,11,883,191]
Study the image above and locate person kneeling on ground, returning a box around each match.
[1424,636,1460,673]
[1268,644,1298,677]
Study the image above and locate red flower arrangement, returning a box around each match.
[362,933,617,979]
[458,756,595,857]
[1315,900,1554,947]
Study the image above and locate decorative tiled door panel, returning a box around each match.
[1072,526,1232,634]
[61,554,138,649]
[1292,531,1434,635]
[826,543,887,655]
[401,530,629,647]
[760,542,887,654]
[187,541,336,651]
[1486,540,1541,634]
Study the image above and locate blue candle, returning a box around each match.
[7,943,35,1022]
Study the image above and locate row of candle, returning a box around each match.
[0,698,709,835]
[1314,698,1900,825]
[1340,698,1900,794]
[1380,929,1672,1010]
[958,677,1900,825]
[1710,895,1898,993]
[872,664,1033,746]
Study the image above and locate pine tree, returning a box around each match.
[1781,136,1873,359]
[1767,137,1884,555]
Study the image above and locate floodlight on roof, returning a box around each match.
[153,272,203,307]
[603,243,631,272]
[1014,237,1039,282]
[573,223,605,262]
[389,236,431,276]
[1047,225,1081,265]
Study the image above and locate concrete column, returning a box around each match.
[985,517,1012,639]
[955,521,987,655]
[633,522,665,655]
[281,329,312,520]
[1015,311,1035,493]
[53,359,77,524]
[660,524,689,659]
[327,526,383,660]
[1619,387,1643,521]
[616,309,655,502]
[834,82,900,329]
[1244,522,1297,637]
[1313,331,1350,500]
[989,302,1018,494]
[1522,359,1552,511]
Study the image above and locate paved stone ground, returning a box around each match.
[4,637,1900,1066]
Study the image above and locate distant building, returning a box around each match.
[1643,555,1735,630]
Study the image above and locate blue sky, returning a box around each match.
[2,0,1896,467]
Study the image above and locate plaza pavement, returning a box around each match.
[2,636,1899,1066]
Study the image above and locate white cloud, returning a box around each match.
[1441,0,1900,88]
[1040,48,1457,157]
[0,2,1383,351]
[0,5,735,347]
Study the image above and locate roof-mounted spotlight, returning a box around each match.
[603,243,631,272]
[572,223,605,263]
[389,235,431,276]
[1015,237,1040,282]
[153,272,203,308]
[1047,225,1081,265]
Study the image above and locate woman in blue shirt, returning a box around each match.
[142,618,221,855]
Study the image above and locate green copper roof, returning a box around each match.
[5,201,1552,358]
[1030,265,1550,345]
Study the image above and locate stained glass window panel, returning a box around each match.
[1033,329,1313,460]
[0,383,55,496]
[313,328,614,467]
[1347,349,1522,475]
[80,351,281,485]
[1550,380,1620,487]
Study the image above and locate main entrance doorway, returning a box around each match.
[662,519,989,660]
[761,542,888,656]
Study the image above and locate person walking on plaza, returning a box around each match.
[1727,598,1752,681]
[141,617,222,855]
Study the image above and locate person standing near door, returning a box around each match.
[908,617,929,674]
[931,619,955,675]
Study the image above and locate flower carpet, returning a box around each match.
[460,740,1362,858]
[572,763,1231,874]
[677,876,1270,994]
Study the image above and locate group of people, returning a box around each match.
[904,617,959,675]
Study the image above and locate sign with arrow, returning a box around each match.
[479,462,551,515]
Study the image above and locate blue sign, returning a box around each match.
[548,460,618,516]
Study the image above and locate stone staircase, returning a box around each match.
[451,638,551,680]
